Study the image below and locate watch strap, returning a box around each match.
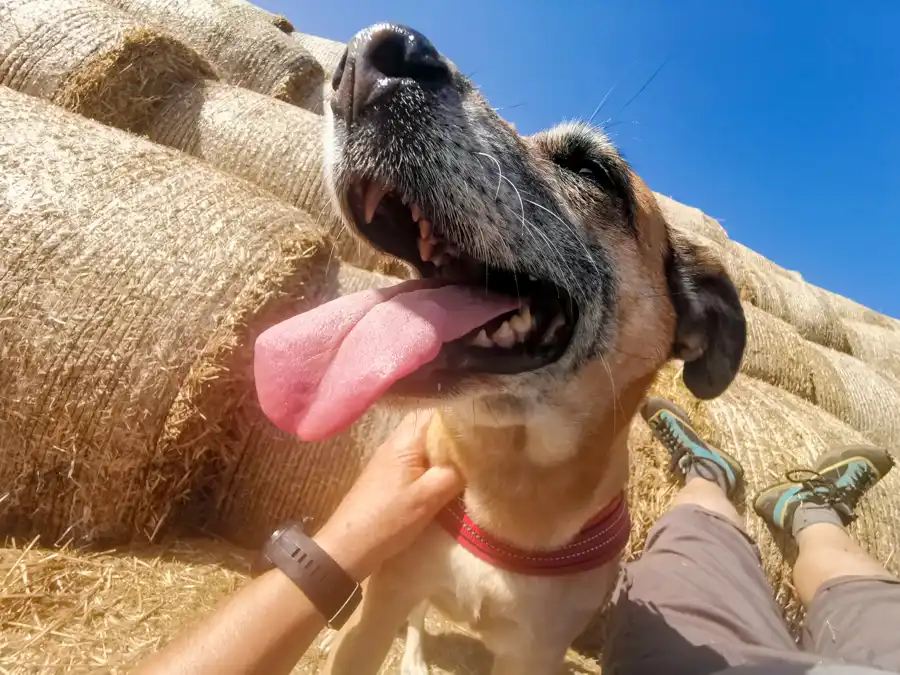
[262,523,362,629]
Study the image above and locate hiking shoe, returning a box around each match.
[754,445,895,533]
[641,397,745,496]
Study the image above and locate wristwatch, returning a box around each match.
[255,522,362,629]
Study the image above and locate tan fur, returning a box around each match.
[324,178,680,675]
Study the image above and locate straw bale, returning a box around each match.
[724,239,803,282]
[293,32,346,80]
[0,87,332,545]
[842,319,900,381]
[809,344,900,450]
[105,0,320,105]
[739,303,830,403]
[229,0,294,32]
[0,0,215,132]
[207,265,409,548]
[731,261,851,354]
[826,289,899,330]
[653,192,729,246]
[143,78,411,277]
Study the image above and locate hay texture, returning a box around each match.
[0,0,214,132]
[292,32,346,114]
[229,0,294,32]
[731,260,851,354]
[0,87,332,545]
[105,0,320,105]
[842,320,900,381]
[654,191,728,246]
[208,265,409,547]
[827,290,900,331]
[809,344,900,450]
[144,79,410,276]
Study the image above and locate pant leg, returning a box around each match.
[801,575,900,672]
[603,504,827,675]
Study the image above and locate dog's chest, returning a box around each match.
[423,530,619,653]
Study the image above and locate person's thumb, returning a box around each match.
[412,464,464,511]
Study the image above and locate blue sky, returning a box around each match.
[263,0,899,318]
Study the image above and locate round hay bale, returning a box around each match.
[207,264,408,548]
[0,0,215,132]
[629,372,900,634]
[732,262,851,354]
[826,289,899,330]
[724,240,803,282]
[809,344,900,450]
[653,192,729,246]
[228,0,294,32]
[0,87,331,545]
[739,303,831,403]
[105,0,320,106]
[144,79,410,277]
[291,32,346,114]
[842,319,900,381]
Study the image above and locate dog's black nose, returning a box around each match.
[332,24,450,122]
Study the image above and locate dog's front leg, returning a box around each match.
[323,564,424,675]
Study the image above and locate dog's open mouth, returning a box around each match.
[252,180,580,442]
[348,180,579,376]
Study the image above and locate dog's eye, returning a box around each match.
[571,160,617,193]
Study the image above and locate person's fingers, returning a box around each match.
[410,464,464,512]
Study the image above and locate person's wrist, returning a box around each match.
[313,522,374,582]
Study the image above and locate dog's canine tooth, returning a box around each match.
[418,237,434,262]
[492,321,516,348]
[471,329,492,348]
[410,202,421,222]
[509,306,532,338]
[363,181,391,224]
[418,219,432,240]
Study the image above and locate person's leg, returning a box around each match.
[603,399,820,675]
[755,445,900,671]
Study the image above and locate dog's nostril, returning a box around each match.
[366,25,449,86]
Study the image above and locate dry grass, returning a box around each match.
[105,0,321,105]
[654,192,729,246]
[842,319,900,381]
[0,0,215,132]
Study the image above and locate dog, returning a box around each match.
[310,22,747,675]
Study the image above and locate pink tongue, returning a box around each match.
[254,281,519,441]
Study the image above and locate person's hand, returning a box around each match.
[314,410,463,580]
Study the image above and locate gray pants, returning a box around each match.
[602,505,900,675]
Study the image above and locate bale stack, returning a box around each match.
[290,32,346,114]
[143,79,409,276]
[105,0,321,106]
[0,0,215,132]
[0,87,336,544]
[842,320,900,381]
[209,266,408,547]
[654,192,728,247]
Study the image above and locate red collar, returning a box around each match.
[436,492,630,576]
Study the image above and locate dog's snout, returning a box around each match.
[332,24,449,122]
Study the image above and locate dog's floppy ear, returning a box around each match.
[666,235,746,399]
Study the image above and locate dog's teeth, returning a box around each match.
[410,202,421,222]
[401,194,410,205]
[418,237,434,262]
[528,274,538,282]
[471,329,492,348]
[542,314,566,344]
[419,219,432,240]
[363,181,391,224]
[492,321,516,348]
[508,306,533,339]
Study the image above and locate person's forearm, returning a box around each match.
[132,527,364,675]
[132,568,324,675]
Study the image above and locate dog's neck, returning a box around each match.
[427,368,655,550]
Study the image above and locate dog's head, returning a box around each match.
[324,23,746,422]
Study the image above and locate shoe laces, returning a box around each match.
[653,415,720,476]
[784,465,875,521]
